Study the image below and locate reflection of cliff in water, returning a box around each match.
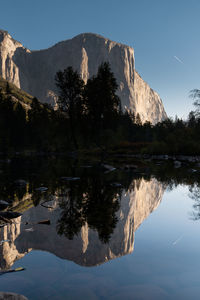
[0,178,165,269]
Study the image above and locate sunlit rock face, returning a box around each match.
[0,178,165,269]
[133,71,167,124]
[0,30,30,88]
[0,30,167,124]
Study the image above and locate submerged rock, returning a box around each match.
[110,183,123,188]
[174,160,182,168]
[0,292,28,300]
[0,211,22,219]
[24,228,34,232]
[35,187,48,192]
[0,200,9,210]
[102,164,116,173]
[189,169,198,173]
[60,177,80,181]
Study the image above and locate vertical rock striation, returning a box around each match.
[0,30,167,124]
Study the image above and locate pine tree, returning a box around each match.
[84,62,121,143]
[55,67,84,149]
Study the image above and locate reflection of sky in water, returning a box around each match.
[1,185,200,299]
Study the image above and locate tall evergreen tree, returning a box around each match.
[85,62,121,125]
[84,62,121,145]
[55,67,84,149]
[190,89,200,118]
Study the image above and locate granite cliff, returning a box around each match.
[0,30,167,124]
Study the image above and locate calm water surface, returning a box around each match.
[0,158,200,300]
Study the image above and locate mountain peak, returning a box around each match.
[0,29,22,46]
[71,32,131,49]
[0,31,167,124]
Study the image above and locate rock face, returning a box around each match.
[0,30,30,88]
[0,30,167,124]
[0,178,165,269]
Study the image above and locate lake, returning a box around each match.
[0,157,200,300]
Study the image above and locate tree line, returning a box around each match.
[0,62,200,155]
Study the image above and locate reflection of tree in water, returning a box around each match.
[85,176,120,243]
[189,184,200,220]
[57,182,86,240]
[57,174,121,243]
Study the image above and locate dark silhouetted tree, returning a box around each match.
[55,67,84,149]
[190,89,200,118]
[84,62,121,144]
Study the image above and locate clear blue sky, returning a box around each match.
[1,0,200,118]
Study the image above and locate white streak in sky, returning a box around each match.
[174,55,183,64]
[172,235,184,245]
